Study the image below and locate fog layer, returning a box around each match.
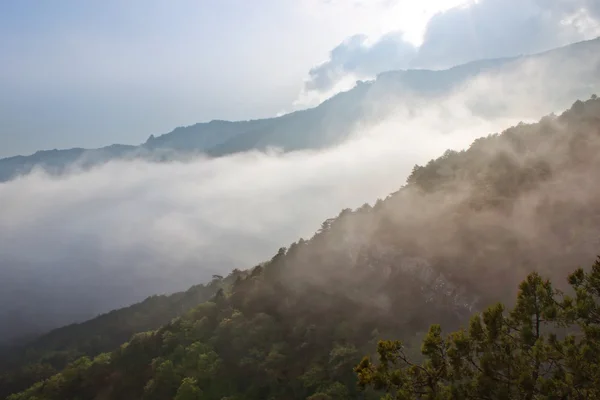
[1,53,598,342]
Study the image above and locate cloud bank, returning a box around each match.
[0,97,524,343]
[1,44,599,342]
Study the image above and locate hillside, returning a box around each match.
[3,95,600,399]
[1,37,599,183]
[0,276,230,399]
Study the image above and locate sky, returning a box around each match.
[1,0,599,157]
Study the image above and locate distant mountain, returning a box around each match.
[1,37,599,182]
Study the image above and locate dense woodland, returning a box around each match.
[2,96,600,399]
[0,279,224,398]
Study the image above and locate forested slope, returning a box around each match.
[357,260,600,398]
[0,276,232,398]
[5,95,600,399]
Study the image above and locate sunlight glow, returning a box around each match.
[298,0,472,46]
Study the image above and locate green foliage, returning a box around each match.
[4,265,379,399]
[356,259,600,399]
[174,377,202,400]
[0,276,229,398]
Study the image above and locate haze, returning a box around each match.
[1,0,600,341]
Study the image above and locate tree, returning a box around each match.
[355,260,600,399]
[174,377,202,400]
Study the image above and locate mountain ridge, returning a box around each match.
[2,37,599,182]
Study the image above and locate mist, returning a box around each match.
[1,50,598,343]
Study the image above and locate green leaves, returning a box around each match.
[174,378,202,400]
[356,261,600,399]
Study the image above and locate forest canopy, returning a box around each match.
[7,260,600,400]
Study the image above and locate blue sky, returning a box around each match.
[1,0,598,157]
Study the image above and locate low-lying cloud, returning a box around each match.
[1,49,598,342]
[0,111,517,342]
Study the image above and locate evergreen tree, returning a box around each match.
[355,260,600,399]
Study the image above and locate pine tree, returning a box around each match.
[356,263,600,399]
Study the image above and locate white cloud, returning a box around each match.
[304,33,417,93]
[414,0,600,68]
[0,120,464,340]
[290,73,361,111]
[299,0,600,101]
